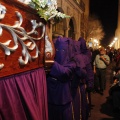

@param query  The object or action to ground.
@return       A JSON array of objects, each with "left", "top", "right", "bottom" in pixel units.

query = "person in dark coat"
[{"left": 46, "top": 36, "right": 76, "bottom": 120}]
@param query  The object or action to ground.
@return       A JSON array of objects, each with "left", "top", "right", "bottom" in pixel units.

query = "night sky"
[{"left": 89, "top": 0, "right": 118, "bottom": 47}]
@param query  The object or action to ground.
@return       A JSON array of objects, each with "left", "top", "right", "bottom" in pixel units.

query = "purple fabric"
[
  {"left": 70, "top": 40, "right": 87, "bottom": 120},
  {"left": 47, "top": 62, "right": 76, "bottom": 105},
  {"left": 78, "top": 37, "right": 94, "bottom": 88},
  {"left": 71, "top": 38, "right": 93, "bottom": 120},
  {"left": 47, "top": 37, "right": 76, "bottom": 120},
  {"left": 0, "top": 68, "right": 48, "bottom": 120},
  {"left": 73, "top": 40, "right": 87, "bottom": 79},
  {"left": 47, "top": 37, "right": 76, "bottom": 105},
  {"left": 54, "top": 37, "right": 73, "bottom": 65},
  {"left": 85, "top": 61, "right": 94, "bottom": 88},
  {"left": 48, "top": 102, "right": 73, "bottom": 120},
  {"left": 79, "top": 52, "right": 94, "bottom": 88},
  {"left": 85, "top": 49, "right": 92, "bottom": 62},
  {"left": 80, "top": 84, "right": 88, "bottom": 120},
  {"left": 78, "top": 37, "right": 92, "bottom": 61},
  {"left": 78, "top": 37, "right": 87, "bottom": 54},
  {"left": 71, "top": 83, "right": 80, "bottom": 120},
  {"left": 73, "top": 40, "right": 81, "bottom": 54}
]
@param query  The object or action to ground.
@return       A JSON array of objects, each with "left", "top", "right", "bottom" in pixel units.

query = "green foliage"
[{"left": 29, "top": 0, "right": 70, "bottom": 21}]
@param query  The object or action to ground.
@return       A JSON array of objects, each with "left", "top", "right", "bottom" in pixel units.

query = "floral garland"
[{"left": 29, "top": 0, "right": 70, "bottom": 21}]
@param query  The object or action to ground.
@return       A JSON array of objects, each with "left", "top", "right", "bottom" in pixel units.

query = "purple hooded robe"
[
  {"left": 78, "top": 37, "right": 94, "bottom": 120},
  {"left": 78, "top": 37, "right": 94, "bottom": 89},
  {"left": 47, "top": 37, "right": 76, "bottom": 120},
  {"left": 71, "top": 37, "right": 94, "bottom": 120},
  {"left": 71, "top": 40, "right": 88, "bottom": 120}
]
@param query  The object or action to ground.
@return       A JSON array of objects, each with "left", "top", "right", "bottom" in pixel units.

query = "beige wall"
[
  {"left": 115, "top": 0, "right": 120, "bottom": 49},
  {"left": 52, "top": 0, "right": 89, "bottom": 41}
]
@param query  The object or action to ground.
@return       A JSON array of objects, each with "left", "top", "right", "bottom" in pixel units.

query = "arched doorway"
[{"left": 68, "top": 19, "right": 75, "bottom": 39}]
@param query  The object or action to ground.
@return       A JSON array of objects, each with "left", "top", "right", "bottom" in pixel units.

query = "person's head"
[
  {"left": 99, "top": 47, "right": 106, "bottom": 55},
  {"left": 54, "top": 36, "right": 74, "bottom": 65}
]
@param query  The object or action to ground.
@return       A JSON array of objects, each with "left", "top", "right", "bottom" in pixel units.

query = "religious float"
[{"left": 0, "top": 0, "right": 69, "bottom": 120}]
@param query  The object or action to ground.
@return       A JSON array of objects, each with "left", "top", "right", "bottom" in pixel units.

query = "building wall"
[
  {"left": 52, "top": 0, "right": 89, "bottom": 41},
  {"left": 115, "top": 0, "right": 120, "bottom": 49}
]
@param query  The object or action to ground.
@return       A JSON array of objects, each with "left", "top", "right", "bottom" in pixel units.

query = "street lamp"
[{"left": 109, "top": 37, "right": 118, "bottom": 47}]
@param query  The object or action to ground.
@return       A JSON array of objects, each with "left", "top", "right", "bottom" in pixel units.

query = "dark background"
[{"left": 89, "top": 0, "right": 118, "bottom": 47}]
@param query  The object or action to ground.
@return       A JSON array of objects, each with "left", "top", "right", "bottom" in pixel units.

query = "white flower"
[{"left": 29, "top": 0, "right": 70, "bottom": 21}]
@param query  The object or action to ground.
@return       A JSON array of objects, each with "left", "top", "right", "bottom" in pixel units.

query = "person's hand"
[
  {"left": 114, "top": 79, "right": 118, "bottom": 83},
  {"left": 118, "top": 70, "right": 120, "bottom": 74},
  {"left": 45, "top": 60, "right": 54, "bottom": 64},
  {"left": 100, "top": 56, "right": 109, "bottom": 65},
  {"left": 93, "top": 69, "right": 96, "bottom": 74},
  {"left": 100, "top": 55, "right": 105, "bottom": 60},
  {"left": 45, "top": 60, "right": 54, "bottom": 68},
  {"left": 44, "top": 60, "right": 54, "bottom": 73}
]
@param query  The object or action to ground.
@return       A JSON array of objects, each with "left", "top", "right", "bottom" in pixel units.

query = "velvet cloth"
[{"left": 0, "top": 68, "right": 48, "bottom": 120}]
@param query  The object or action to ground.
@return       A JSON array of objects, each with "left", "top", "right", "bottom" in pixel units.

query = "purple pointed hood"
[
  {"left": 73, "top": 40, "right": 86, "bottom": 68},
  {"left": 54, "top": 36, "right": 74, "bottom": 65},
  {"left": 78, "top": 37, "right": 87, "bottom": 54}
]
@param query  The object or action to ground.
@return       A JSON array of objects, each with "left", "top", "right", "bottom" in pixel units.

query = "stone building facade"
[
  {"left": 51, "top": 0, "right": 89, "bottom": 41},
  {"left": 115, "top": 0, "right": 120, "bottom": 49}
]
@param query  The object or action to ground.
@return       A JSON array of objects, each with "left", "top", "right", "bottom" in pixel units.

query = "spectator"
[{"left": 93, "top": 47, "right": 110, "bottom": 95}]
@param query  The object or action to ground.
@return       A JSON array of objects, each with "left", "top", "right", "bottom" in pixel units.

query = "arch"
[{"left": 68, "top": 17, "right": 77, "bottom": 40}]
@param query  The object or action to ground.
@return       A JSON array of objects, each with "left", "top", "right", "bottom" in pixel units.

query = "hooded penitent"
[
  {"left": 47, "top": 36, "right": 76, "bottom": 105},
  {"left": 78, "top": 37, "right": 87, "bottom": 53},
  {"left": 54, "top": 37, "right": 73, "bottom": 65},
  {"left": 73, "top": 40, "right": 87, "bottom": 79},
  {"left": 78, "top": 37, "right": 92, "bottom": 61},
  {"left": 78, "top": 37, "right": 94, "bottom": 89}
]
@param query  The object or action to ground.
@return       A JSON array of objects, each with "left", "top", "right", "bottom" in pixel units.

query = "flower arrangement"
[{"left": 29, "top": 0, "right": 70, "bottom": 21}]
